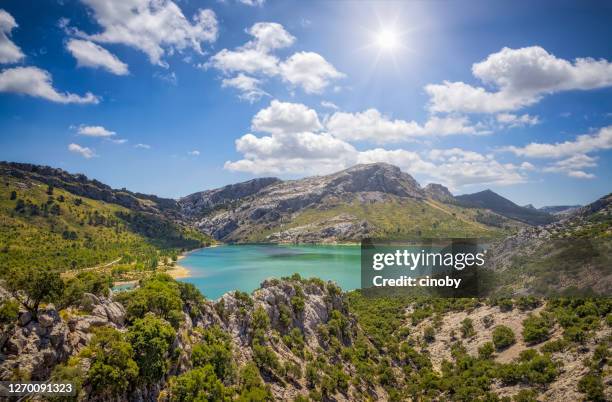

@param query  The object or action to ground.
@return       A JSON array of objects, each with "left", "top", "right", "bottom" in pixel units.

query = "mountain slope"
[
  {"left": 181, "top": 163, "right": 522, "bottom": 243},
  {"left": 539, "top": 204, "right": 581, "bottom": 215},
  {"left": 456, "top": 189, "right": 554, "bottom": 226},
  {"left": 0, "top": 164, "right": 211, "bottom": 274},
  {"left": 486, "top": 193, "right": 611, "bottom": 296}
]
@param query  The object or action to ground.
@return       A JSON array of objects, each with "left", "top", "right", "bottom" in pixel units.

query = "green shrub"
[
  {"left": 478, "top": 342, "right": 495, "bottom": 359},
  {"left": 492, "top": 325, "right": 516, "bottom": 350},
  {"left": 540, "top": 339, "right": 568, "bottom": 353},
  {"left": 124, "top": 274, "right": 183, "bottom": 327},
  {"left": 522, "top": 313, "right": 554, "bottom": 344},
  {"left": 0, "top": 300, "right": 19, "bottom": 324},
  {"left": 127, "top": 314, "right": 176, "bottom": 383},
  {"left": 85, "top": 327, "right": 138, "bottom": 397},
  {"left": 460, "top": 318, "right": 475, "bottom": 338},
  {"left": 577, "top": 373, "right": 605, "bottom": 401},
  {"left": 191, "top": 325, "right": 234, "bottom": 381},
  {"left": 168, "top": 365, "right": 226, "bottom": 402},
  {"left": 423, "top": 326, "right": 435, "bottom": 343}
]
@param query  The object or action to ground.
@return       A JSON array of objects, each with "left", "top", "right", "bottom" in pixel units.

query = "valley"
[{"left": 0, "top": 161, "right": 609, "bottom": 401}]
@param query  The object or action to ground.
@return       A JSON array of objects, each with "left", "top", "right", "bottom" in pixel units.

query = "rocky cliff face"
[
  {"left": 424, "top": 183, "right": 455, "bottom": 203},
  {"left": 179, "top": 177, "right": 281, "bottom": 217},
  {"left": 181, "top": 163, "right": 428, "bottom": 243}
]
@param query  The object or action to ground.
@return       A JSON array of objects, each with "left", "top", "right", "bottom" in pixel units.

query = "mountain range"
[{"left": 0, "top": 161, "right": 585, "bottom": 245}]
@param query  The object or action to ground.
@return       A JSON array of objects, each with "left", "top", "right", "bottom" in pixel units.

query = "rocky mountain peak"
[
  {"left": 326, "top": 163, "right": 424, "bottom": 198},
  {"left": 424, "top": 183, "right": 455, "bottom": 203}
]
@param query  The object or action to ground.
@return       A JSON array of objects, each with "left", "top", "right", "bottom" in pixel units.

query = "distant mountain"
[
  {"left": 539, "top": 205, "right": 581, "bottom": 215},
  {"left": 180, "top": 163, "right": 520, "bottom": 243},
  {"left": 456, "top": 189, "right": 554, "bottom": 226}
]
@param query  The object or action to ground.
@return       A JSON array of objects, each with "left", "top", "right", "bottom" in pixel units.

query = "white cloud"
[
  {"left": 496, "top": 113, "right": 539, "bottom": 127},
  {"left": 238, "top": 0, "right": 265, "bottom": 6},
  {"left": 221, "top": 73, "right": 268, "bottom": 102},
  {"left": 207, "top": 22, "right": 293, "bottom": 76},
  {"left": 188, "top": 150, "right": 200, "bottom": 156},
  {"left": 77, "top": 125, "right": 116, "bottom": 137},
  {"left": 252, "top": 100, "right": 322, "bottom": 134},
  {"left": 247, "top": 22, "right": 295, "bottom": 52},
  {"left": 567, "top": 171, "right": 595, "bottom": 179},
  {"left": 225, "top": 131, "right": 357, "bottom": 175},
  {"left": 225, "top": 101, "right": 526, "bottom": 187},
  {"left": 426, "top": 46, "right": 612, "bottom": 114},
  {"left": 0, "top": 9, "right": 24, "bottom": 64},
  {"left": 423, "top": 148, "right": 526, "bottom": 188},
  {"left": 68, "top": 143, "right": 96, "bottom": 158},
  {"left": 0, "top": 66, "right": 99, "bottom": 104},
  {"left": 208, "top": 48, "right": 280, "bottom": 76},
  {"left": 325, "top": 109, "right": 484, "bottom": 143},
  {"left": 78, "top": 0, "right": 217, "bottom": 66},
  {"left": 208, "top": 22, "right": 343, "bottom": 98},
  {"left": 320, "top": 101, "right": 338, "bottom": 110},
  {"left": 66, "top": 39, "right": 128, "bottom": 75},
  {"left": 109, "top": 138, "right": 127, "bottom": 144},
  {"left": 542, "top": 154, "right": 597, "bottom": 179},
  {"left": 279, "top": 52, "right": 344, "bottom": 94},
  {"left": 135, "top": 143, "right": 151, "bottom": 149},
  {"left": 504, "top": 125, "right": 612, "bottom": 158}
]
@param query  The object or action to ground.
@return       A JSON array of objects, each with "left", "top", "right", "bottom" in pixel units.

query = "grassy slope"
[
  {"left": 0, "top": 176, "right": 209, "bottom": 273},
  {"left": 244, "top": 196, "right": 519, "bottom": 242}
]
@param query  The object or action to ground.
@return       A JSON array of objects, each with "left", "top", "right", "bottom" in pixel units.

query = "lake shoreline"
[{"left": 167, "top": 254, "right": 192, "bottom": 279}]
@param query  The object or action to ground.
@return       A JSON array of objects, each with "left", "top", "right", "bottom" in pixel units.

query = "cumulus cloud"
[
  {"left": 0, "top": 9, "right": 24, "bottom": 64},
  {"left": 0, "top": 66, "right": 99, "bottom": 104},
  {"left": 426, "top": 46, "right": 612, "bottom": 113},
  {"left": 208, "top": 22, "right": 343, "bottom": 98},
  {"left": 496, "top": 113, "right": 539, "bottom": 128},
  {"left": 77, "top": 125, "right": 116, "bottom": 137},
  {"left": 504, "top": 125, "right": 612, "bottom": 158},
  {"left": 188, "top": 150, "right": 200, "bottom": 156},
  {"left": 325, "top": 109, "right": 484, "bottom": 143},
  {"left": 68, "top": 143, "right": 96, "bottom": 158},
  {"left": 279, "top": 52, "right": 345, "bottom": 94},
  {"left": 252, "top": 100, "right": 322, "bottom": 134},
  {"left": 134, "top": 143, "right": 151, "bottom": 149},
  {"left": 207, "top": 22, "right": 293, "bottom": 76},
  {"left": 247, "top": 22, "right": 295, "bottom": 52},
  {"left": 78, "top": 0, "right": 217, "bottom": 66},
  {"left": 542, "top": 154, "right": 597, "bottom": 179},
  {"left": 567, "top": 170, "right": 595, "bottom": 179},
  {"left": 224, "top": 100, "right": 527, "bottom": 187},
  {"left": 208, "top": 48, "right": 280, "bottom": 76},
  {"left": 221, "top": 73, "right": 268, "bottom": 103},
  {"left": 66, "top": 39, "right": 128, "bottom": 75}
]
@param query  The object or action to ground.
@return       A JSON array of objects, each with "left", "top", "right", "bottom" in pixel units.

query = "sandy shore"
[{"left": 166, "top": 254, "right": 192, "bottom": 279}]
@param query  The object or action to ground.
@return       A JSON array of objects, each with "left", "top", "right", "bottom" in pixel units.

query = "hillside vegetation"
[{"left": 0, "top": 174, "right": 211, "bottom": 274}]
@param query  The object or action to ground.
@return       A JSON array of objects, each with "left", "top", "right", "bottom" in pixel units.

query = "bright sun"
[{"left": 376, "top": 29, "right": 399, "bottom": 51}]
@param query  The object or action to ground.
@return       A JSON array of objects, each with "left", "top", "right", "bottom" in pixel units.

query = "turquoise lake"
[{"left": 178, "top": 244, "right": 361, "bottom": 299}]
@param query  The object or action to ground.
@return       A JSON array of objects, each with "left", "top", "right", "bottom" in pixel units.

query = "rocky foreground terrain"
[{"left": 1, "top": 276, "right": 610, "bottom": 401}]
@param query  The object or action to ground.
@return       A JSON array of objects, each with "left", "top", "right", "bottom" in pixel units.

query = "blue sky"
[{"left": 0, "top": 0, "right": 610, "bottom": 207}]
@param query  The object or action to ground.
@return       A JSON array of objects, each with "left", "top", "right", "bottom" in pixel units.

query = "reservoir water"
[{"left": 179, "top": 244, "right": 361, "bottom": 299}]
